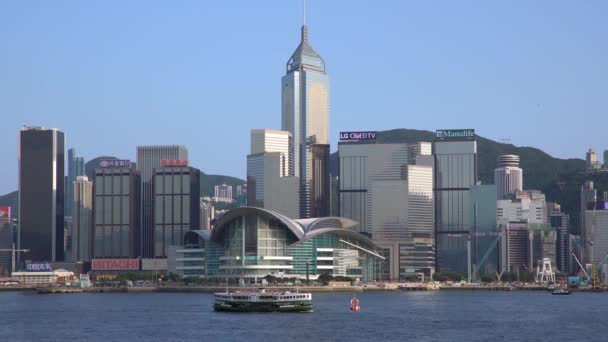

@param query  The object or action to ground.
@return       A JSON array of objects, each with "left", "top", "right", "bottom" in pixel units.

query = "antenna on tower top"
[{"left": 303, "top": 0, "right": 307, "bottom": 25}]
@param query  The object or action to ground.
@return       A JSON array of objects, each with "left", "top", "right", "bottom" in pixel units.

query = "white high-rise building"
[
  {"left": 282, "top": 24, "right": 330, "bottom": 218},
  {"left": 494, "top": 155, "right": 523, "bottom": 199},
  {"left": 199, "top": 199, "right": 215, "bottom": 230},
  {"left": 214, "top": 184, "right": 233, "bottom": 201},
  {"left": 497, "top": 192, "right": 547, "bottom": 226},
  {"left": 247, "top": 129, "right": 300, "bottom": 219},
  {"left": 250, "top": 129, "right": 293, "bottom": 175},
  {"left": 497, "top": 191, "right": 549, "bottom": 273},
  {"left": 586, "top": 148, "right": 601, "bottom": 171}
]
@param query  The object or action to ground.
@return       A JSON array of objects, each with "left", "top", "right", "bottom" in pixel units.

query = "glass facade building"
[
  {"left": 71, "top": 176, "right": 93, "bottom": 262},
  {"left": 170, "top": 207, "right": 383, "bottom": 281},
  {"left": 93, "top": 167, "right": 141, "bottom": 258},
  {"left": 66, "top": 148, "right": 85, "bottom": 217},
  {"left": 0, "top": 207, "right": 12, "bottom": 275},
  {"left": 136, "top": 145, "right": 188, "bottom": 257},
  {"left": 152, "top": 165, "right": 200, "bottom": 257},
  {"left": 433, "top": 136, "right": 477, "bottom": 274},
  {"left": 19, "top": 127, "right": 65, "bottom": 262},
  {"left": 469, "top": 185, "right": 499, "bottom": 275},
  {"left": 339, "top": 142, "right": 434, "bottom": 280},
  {"left": 282, "top": 25, "right": 330, "bottom": 218},
  {"left": 246, "top": 129, "right": 299, "bottom": 219}
]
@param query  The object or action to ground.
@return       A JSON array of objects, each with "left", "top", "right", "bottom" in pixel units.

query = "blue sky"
[{"left": 0, "top": 1, "right": 606, "bottom": 194}]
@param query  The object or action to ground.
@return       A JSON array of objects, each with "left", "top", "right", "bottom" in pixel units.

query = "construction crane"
[
  {"left": 571, "top": 250, "right": 591, "bottom": 285},
  {"left": 0, "top": 247, "right": 29, "bottom": 274}
]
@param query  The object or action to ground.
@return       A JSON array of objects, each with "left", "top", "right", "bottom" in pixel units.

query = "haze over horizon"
[{"left": 1, "top": 1, "right": 606, "bottom": 194}]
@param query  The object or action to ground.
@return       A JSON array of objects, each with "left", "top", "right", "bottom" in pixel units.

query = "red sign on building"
[
  {"left": 92, "top": 259, "right": 140, "bottom": 271},
  {"left": 0, "top": 206, "right": 9, "bottom": 218},
  {"left": 161, "top": 159, "right": 189, "bottom": 167}
]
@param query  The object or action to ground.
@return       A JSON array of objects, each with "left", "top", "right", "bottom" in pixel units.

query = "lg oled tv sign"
[
  {"left": 92, "top": 259, "right": 140, "bottom": 271},
  {"left": 339, "top": 131, "right": 377, "bottom": 142}
]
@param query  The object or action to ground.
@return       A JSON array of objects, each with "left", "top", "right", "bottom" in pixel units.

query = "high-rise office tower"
[
  {"left": 580, "top": 180, "right": 596, "bottom": 263},
  {"left": 93, "top": 160, "right": 141, "bottom": 258},
  {"left": 339, "top": 138, "right": 434, "bottom": 280},
  {"left": 282, "top": 24, "right": 330, "bottom": 218},
  {"left": 136, "top": 146, "right": 188, "bottom": 257},
  {"left": 71, "top": 176, "right": 93, "bottom": 262},
  {"left": 0, "top": 206, "right": 12, "bottom": 275},
  {"left": 469, "top": 185, "right": 498, "bottom": 276},
  {"left": 250, "top": 129, "right": 293, "bottom": 175},
  {"left": 19, "top": 127, "right": 65, "bottom": 262},
  {"left": 433, "top": 129, "right": 477, "bottom": 274},
  {"left": 200, "top": 199, "right": 215, "bottom": 230},
  {"left": 247, "top": 129, "right": 299, "bottom": 218},
  {"left": 583, "top": 208, "right": 608, "bottom": 266},
  {"left": 152, "top": 164, "right": 200, "bottom": 257},
  {"left": 66, "top": 148, "right": 85, "bottom": 217},
  {"left": 549, "top": 203, "right": 570, "bottom": 273},
  {"left": 586, "top": 148, "right": 600, "bottom": 171},
  {"left": 494, "top": 155, "right": 523, "bottom": 199}
]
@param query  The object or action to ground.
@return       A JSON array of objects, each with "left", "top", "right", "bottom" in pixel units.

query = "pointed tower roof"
[{"left": 286, "top": 25, "right": 326, "bottom": 74}]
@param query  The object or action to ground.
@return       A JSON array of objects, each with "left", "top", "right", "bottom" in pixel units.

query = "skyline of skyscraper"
[
  {"left": 137, "top": 145, "right": 188, "bottom": 258},
  {"left": 18, "top": 127, "right": 65, "bottom": 263},
  {"left": 247, "top": 129, "right": 299, "bottom": 218},
  {"left": 71, "top": 175, "right": 93, "bottom": 262},
  {"left": 282, "top": 24, "right": 330, "bottom": 218},
  {"left": 339, "top": 140, "right": 434, "bottom": 280},
  {"left": 93, "top": 164, "right": 141, "bottom": 259},
  {"left": 66, "top": 148, "right": 85, "bottom": 218},
  {"left": 0, "top": 206, "right": 12, "bottom": 275},
  {"left": 433, "top": 130, "right": 478, "bottom": 274},
  {"left": 152, "top": 165, "right": 201, "bottom": 257}
]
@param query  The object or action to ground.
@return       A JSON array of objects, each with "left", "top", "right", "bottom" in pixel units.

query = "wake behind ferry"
[{"left": 214, "top": 289, "right": 313, "bottom": 313}]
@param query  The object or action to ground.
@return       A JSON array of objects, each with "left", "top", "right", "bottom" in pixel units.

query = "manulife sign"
[{"left": 436, "top": 129, "right": 475, "bottom": 139}]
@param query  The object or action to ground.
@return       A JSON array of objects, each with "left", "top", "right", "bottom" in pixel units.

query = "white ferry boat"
[{"left": 214, "top": 289, "right": 313, "bottom": 313}]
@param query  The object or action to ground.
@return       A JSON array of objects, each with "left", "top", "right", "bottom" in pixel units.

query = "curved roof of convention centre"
[
  {"left": 190, "top": 207, "right": 378, "bottom": 250},
  {"left": 211, "top": 207, "right": 306, "bottom": 240}
]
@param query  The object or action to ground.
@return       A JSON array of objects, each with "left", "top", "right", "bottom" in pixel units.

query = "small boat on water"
[
  {"left": 552, "top": 288, "right": 572, "bottom": 295},
  {"left": 350, "top": 295, "right": 360, "bottom": 312},
  {"left": 214, "top": 289, "right": 313, "bottom": 313}
]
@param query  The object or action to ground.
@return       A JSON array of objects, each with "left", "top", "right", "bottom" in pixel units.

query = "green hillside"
[{"left": 200, "top": 173, "right": 245, "bottom": 197}]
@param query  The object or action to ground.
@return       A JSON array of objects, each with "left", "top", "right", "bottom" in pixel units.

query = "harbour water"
[{"left": 0, "top": 291, "right": 606, "bottom": 341}]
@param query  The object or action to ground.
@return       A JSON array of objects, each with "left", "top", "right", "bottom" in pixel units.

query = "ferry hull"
[{"left": 214, "top": 303, "right": 313, "bottom": 313}]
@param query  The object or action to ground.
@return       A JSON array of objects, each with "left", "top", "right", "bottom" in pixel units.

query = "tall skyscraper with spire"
[{"left": 281, "top": 23, "right": 330, "bottom": 218}]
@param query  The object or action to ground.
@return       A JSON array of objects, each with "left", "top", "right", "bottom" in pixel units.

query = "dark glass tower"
[
  {"left": 66, "top": 148, "right": 85, "bottom": 217},
  {"left": 433, "top": 131, "right": 478, "bottom": 274},
  {"left": 152, "top": 165, "right": 200, "bottom": 257},
  {"left": 136, "top": 146, "right": 188, "bottom": 258},
  {"left": 93, "top": 166, "right": 141, "bottom": 258},
  {"left": 19, "top": 127, "right": 65, "bottom": 262}
]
